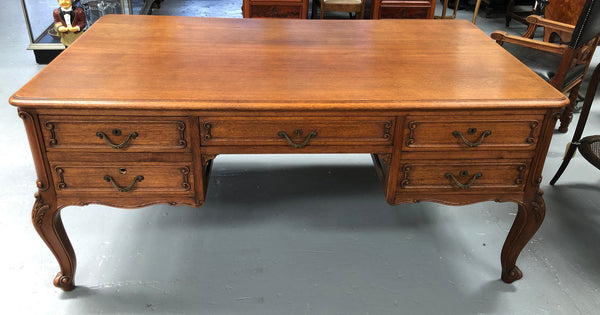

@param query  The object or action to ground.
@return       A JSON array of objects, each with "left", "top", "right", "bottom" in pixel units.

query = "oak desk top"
[{"left": 10, "top": 15, "right": 567, "bottom": 111}]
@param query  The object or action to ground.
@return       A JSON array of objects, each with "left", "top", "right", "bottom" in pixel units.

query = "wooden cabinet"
[
  {"left": 243, "top": 0, "right": 309, "bottom": 18},
  {"left": 371, "top": 0, "right": 436, "bottom": 19}
]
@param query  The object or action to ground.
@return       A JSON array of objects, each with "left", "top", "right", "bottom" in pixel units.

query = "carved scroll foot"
[
  {"left": 501, "top": 266, "right": 523, "bottom": 283},
  {"left": 32, "top": 192, "right": 77, "bottom": 291},
  {"left": 500, "top": 190, "right": 545, "bottom": 283},
  {"left": 53, "top": 272, "right": 75, "bottom": 291}
]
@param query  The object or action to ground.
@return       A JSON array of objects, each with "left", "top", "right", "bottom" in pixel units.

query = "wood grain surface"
[{"left": 10, "top": 15, "right": 567, "bottom": 110}]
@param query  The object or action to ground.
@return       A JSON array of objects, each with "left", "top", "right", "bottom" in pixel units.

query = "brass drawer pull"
[
  {"left": 452, "top": 130, "right": 492, "bottom": 147},
  {"left": 278, "top": 130, "right": 318, "bottom": 148},
  {"left": 445, "top": 172, "right": 482, "bottom": 189},
  {"left": 104, "top": 175, "right": 144, "bottom": 192},
  {"left": 96, "top": 131, "right": 139, "bottom": 149}
]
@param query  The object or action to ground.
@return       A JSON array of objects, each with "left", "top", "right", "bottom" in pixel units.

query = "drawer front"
[
  {"left": 200, "top": 117, "right": 394, "bottom": 146},
  {"left": 403, "top": 116, "right": 543, "bottom": 151},
  {"left": 40, "top": 116, "right": 190, "bottom": 152},
  {"left": 397, "top": 160, "right": 529, "bottom": 191},
  {"left": 50, "top": 163, "right": 194, "bottom": 194},
  {"left": 249, "top": 4, "right": 302, "bottom": 18},
  {"left": 379, "top": 6, "right": 431, "bottom": 19}
]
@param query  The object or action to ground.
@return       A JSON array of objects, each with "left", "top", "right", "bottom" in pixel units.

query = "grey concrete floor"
[{"left": 2, "top": 1, "right": 600, "bottom": 314}]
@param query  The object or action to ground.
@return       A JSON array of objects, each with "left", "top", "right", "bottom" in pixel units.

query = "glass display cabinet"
[{"left": 20, "top": 0, "right": 143, "bottom": 63}]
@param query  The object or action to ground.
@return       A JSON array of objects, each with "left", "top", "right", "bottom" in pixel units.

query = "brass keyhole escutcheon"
[
  {"left": 112, "top": 129, "right": 122, "bottom": 136},
  {"left": 459, "top": 170, "right": 469, "bottom": 177},
  {"left": 467, "top": 128, "right": 477, "bottom": 135},
  {"left": 119, "top": 168, "right": 127, "bottom": 175}
]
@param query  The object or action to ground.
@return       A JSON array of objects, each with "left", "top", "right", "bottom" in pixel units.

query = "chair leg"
[
  {"left": 551, "top": 64, "right": 600, "bottom": 184},
  {"left": 472, "top": 0, "right": 482, "bottom": 24},
  {"left": 558, "top": 84, "right": 582, "bottom": 133},
  {"left": 506, "top": 0, "right": 514, "bottom": 27},
  {"left": 549, "top": 142, "right": 579, "bottom": 185}
]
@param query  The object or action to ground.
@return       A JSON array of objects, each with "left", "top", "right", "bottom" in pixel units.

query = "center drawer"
[{"left": 199, "top": 117, "right": 394, "bottom": 147}]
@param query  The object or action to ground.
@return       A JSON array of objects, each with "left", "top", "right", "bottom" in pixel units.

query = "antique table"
[{"left": 9, "top": 15, "right": 568, "bottom": 291}]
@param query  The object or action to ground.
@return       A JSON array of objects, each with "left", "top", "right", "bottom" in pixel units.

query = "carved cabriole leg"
[
  {"left": 500, "top": 108, "right": 560, "bottom": 282},
  {"left": 32, "top": 192, "right": 76, "bottom": 291},
  {"left": 500, "top": 190, "right": 545, "bottom": 283},
  {"left": 19, "top": 109, "right": 76, "bottom": 291}
]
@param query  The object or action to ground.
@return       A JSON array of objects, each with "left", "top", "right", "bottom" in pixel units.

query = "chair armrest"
[
  {"left": 522, "top": 15, "right": 575, "bottom": 40},
  {"left": 526, "top": 15, "right": 576, "bottom": 34},
  {"left": 491, "top": 31, "right": 568, "bottom": 55}
]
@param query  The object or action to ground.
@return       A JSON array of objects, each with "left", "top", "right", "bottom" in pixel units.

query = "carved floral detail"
[
  {"left": 32, "top": 192, "right": 50, "bottom": 228},
  {"left": 529, "top": 190, "right": 545, "bottom": 223},
  {"left": 572, "top": 38, "right": 597, "bottom": 67}
]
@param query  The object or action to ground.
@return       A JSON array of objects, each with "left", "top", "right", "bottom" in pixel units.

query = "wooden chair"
[
  {"left": 491, "top": 0, "right": 600, "bottom": 133},
  {"left": 541, "top": 0, "right": 586, "bottom": 43},
  {"left": 435, "top": 0, "right": 483, "bottom": 24},
  {"left": 505, "top": 0, "right": 545, "bottom": 27},
  {"left": 550, "top": 63, "right": 600, "bottom": 185},
  {"left": 311, "top": 0, "right": 365, "bottom": 19}
]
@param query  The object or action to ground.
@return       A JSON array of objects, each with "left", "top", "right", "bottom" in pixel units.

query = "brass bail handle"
[
  {"left": 96, "top": 129, "right": 139, "bottom": 149},
  {"left": 445, "top": 172, "right": 483, "bottom": 189},
  {"left": 452, "top": 129, "right": 492, "bottom": 147},
  {"left": 278, "top": 129, "right": 318, "bottom": 148},
  {"left": 104, "top": 175, "right": 144, "bottom": 192}
]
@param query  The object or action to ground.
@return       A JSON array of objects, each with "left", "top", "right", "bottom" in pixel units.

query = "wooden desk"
[{"left": 10, "top": 15, "right": 568, "bottom": 291}]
